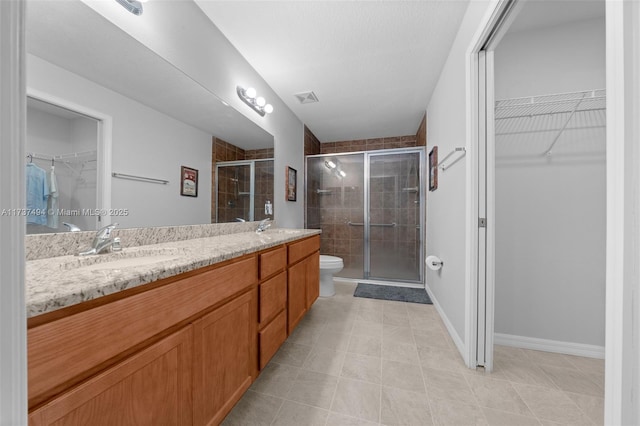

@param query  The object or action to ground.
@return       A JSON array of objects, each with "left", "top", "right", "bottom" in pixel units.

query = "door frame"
[{"left": 464, "top": 0, "right": 516, "bottom": 372}]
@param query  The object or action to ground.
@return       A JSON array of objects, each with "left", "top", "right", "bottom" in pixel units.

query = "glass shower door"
[
  {"left": 366, "top": 151, "right": 422, "bottom": 281},
  {"left": 216, "top": 162, "right": 253, "bottom": 222}
]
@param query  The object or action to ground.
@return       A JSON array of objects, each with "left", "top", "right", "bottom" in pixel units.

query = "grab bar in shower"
[{"left": 347, "top": 221, "right": 397, "bottom": 227}]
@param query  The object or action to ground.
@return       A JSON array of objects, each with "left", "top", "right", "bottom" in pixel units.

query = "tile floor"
[{"left": 223, "top": 281, "right": 604, "bottom": 426}]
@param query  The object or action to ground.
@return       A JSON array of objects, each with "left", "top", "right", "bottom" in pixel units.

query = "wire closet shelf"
[{"left": 495, "top": 89, "right": 606, "bottom": 157}]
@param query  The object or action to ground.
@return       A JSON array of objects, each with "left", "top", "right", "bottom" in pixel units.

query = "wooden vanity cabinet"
[
  {"left": 28, "top": 234, "right": 320, "bottom": 426},
  {"left": 28, "top": 254, "right": 258, "bottom": 426},
  {"left": 29, "top": 326, "right": 193, "bottom": 426},
  {"left": 287, "top": 236, "right": 320, "bottom": 334}
]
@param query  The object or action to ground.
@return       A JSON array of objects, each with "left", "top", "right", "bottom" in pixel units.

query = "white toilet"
[{"left": 319, "top": 255, "right": 344, "bottom": 297}]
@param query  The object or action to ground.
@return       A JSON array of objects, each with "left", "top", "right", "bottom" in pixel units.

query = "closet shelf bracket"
[{"left": 544, "top": 94, "right": 586, "bottom": 156}]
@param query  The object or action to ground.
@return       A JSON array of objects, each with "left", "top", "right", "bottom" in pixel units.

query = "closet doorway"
[
  {"left": 473, "top": 0, "right": 606, "bottom": 383},
  {"left": 26, "top": 91, "right": 112, "bottom": 234}
]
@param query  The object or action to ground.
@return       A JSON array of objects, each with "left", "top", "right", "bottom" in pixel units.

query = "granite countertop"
[{"left": 26, "top": 228, "right": 320, "bottom": 318}]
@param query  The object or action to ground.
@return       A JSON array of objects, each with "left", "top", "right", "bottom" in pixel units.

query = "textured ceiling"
[{"left": 195, "top": 1, "right": 470, "bottom": 142}]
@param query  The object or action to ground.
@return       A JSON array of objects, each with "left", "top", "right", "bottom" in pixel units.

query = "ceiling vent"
[{"left": 294, "top": 91, "right": 319, "bottom": 104}]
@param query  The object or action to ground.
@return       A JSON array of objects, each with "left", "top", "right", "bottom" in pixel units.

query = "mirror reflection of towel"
[
  {"left": 47, "top": 167, "right": 59, "bottom": 229},
  {"left": 26, "top": 163, "right": 48, "bottom": 225}
]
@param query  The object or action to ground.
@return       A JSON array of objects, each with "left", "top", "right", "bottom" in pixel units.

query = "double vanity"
[{"left": 26, "top": 225, "right": 320, "bottom": 425}]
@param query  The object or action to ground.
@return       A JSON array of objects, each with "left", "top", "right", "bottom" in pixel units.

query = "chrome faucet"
[
  {"left": 77, "top": 223, "right": 122, "bottom": 256},
  {"left": 63, "top": 222, "right": 82, "bottom": 232},
  {"left": 255, "top": 218, "right": 272, "bottom": 233}
]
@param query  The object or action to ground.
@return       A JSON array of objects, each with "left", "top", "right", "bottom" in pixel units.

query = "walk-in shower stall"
[
  {"left": 306, "top": 148, "right": 425, "bottom": 285},
  {"left": 215, "top": 159, "right": 274, "bottom": 223}
]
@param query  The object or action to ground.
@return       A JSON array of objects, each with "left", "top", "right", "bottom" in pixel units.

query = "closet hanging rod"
[
  {"left": 26, "top": 150, "right": 97, "bottom": 164},
  {"left": 437, "top": 147, "right": 466, "bottom": 171},
  {"left": 496, "top": 124, "right": 606, "bottom": 137},
  {"left": 495, "top": 107, "right": 606, "bottom": 121},
  {"left": 112, "top": 172, "right": 169, "bottom": 185}
]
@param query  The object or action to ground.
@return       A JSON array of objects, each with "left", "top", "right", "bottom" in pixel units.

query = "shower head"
[{"left": 115, "top": 0, "right": 144, "bottom": 16}]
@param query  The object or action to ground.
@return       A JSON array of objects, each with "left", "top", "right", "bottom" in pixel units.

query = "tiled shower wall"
[
  {"left": 304, "top": 116, "right": 425, "bottom": 280},
  {"left": 212, "top": 137, "right": 274, "bottom": 223}
]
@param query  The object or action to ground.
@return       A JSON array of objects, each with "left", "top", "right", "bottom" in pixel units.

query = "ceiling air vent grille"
[{"left": 294, "top": 91, "right": 319, "bottom": 104}]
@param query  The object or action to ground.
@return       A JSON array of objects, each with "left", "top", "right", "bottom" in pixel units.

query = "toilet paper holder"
[{"left": 426, "top": 255, "right": 444, "bottom": 271}]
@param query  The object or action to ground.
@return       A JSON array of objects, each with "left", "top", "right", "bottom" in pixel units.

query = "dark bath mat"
[{"left": 354, "top": 283, "right": 432, "bottom": 305}]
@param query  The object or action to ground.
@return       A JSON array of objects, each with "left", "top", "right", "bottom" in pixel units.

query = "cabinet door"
[
  {"left": 305, "top": 251, "right": 320, "bottom": 309},
  {"left": 29, "top": 326, "right": 193, "bottom": 426},
  {"left": 193, "top": 290, "right": 257, "bottom": 426},
  {"left": 287, "top": 259, "right": 308, "bottom": 334}
]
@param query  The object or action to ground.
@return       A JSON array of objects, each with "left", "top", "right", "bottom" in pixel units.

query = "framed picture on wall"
[
  {"left": 180, "top": 166, "right": 198, "bottom": 197},
  {"left": 286, "top": 166, "right": 297, "bottom": 201},
  {"left": 429, "top": 147, "right": 438, "bottom": 191}
]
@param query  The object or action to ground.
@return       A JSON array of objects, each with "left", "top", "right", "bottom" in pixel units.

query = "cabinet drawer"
[
  {"left": 259, "top": 246, "right": 286, "bottom": 280},
  {"left": 259, "top": 310, "right": 287, "bottom": 370},
  {"left": 259, "top": 271, "right": 287, "bottom": 325},
  {"left": 287, "top": 235, "right": 320, "bottom": 265},
  {"left": 28, "top": 255, "right": 258, "bottom": 408}
]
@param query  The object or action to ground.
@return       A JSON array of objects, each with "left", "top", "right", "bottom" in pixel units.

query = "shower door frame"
[{"left": 305, "top": 147, "right": 426, "bottom": 286}]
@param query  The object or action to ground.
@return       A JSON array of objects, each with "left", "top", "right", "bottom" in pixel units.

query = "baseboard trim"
[
  {"left": 494, "top": 333, "right": 605, "bottom": 359},
  {"left": 424, "top": 284, "right": 466, "bottom": 358}
]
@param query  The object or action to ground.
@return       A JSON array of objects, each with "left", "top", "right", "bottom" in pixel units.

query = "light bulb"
[
  {"left": 339, "top": 170, "right": 346, "bottom": 177},
  {"left": 256, "top": 97, "right": 266, "bottom": 107},
  {"left": 244, "top": 87, "right": 257, "bottom": 99},
  {"left": 264, "top": 104, "right": 274, "bottom": 114},
  {"left": 325, "top": 160, "right": 336, "bottom": 169}
]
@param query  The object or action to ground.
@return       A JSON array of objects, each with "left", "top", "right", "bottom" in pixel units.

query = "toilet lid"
[{"left": 320, "top": 255, "right": 343, "bottom": 267}]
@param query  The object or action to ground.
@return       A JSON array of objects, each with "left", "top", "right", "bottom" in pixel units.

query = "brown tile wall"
[
  {"left": 319, "top": 135, "right": 418, "bottom": 154},
  {"left": 304, "top": 125, "right": 322, "bottom": 156},
  {"left": 253, "top": 160, "right": 274, "bottom": 221},
  {"left": 416, "top": 113, "right": 427, "bottom": 147}
]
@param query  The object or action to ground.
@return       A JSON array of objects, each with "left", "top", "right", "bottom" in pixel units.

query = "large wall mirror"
[{"left": 25, "top": 0, "right": 274, "bottom": 234}]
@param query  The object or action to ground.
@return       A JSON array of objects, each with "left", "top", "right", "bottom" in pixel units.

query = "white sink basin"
[
  {"left": 263, "top": 229, "right": 302, "bottom": 235},
  {"left": 80, "top": 254, "right": 181, "bottom": 272},
  {"left": 59, "top": 247, "right": 184, "bottom": 271}
]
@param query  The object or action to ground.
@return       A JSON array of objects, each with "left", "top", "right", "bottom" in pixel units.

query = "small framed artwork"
[
  {"left": 180, "top": 166, "right": 198, "bottom": 197},
  {"left": 428, "top": 147, "right": 438, "bottom": 192},
  {"left": 286, "top": 166, "right": 297, "bottom": 201}
]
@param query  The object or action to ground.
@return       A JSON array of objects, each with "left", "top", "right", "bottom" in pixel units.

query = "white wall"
[
  {"left": 493, "top": 19, "right": 606, "bottom": 348},
  {"left": 425, "top": 1, "right": 495, "bottom": 352},
  {"left": 84, "top": 0, "right": 305, "bottom": 228},
  {"left": 494, "top": 19, "right": 605, "bottom": 99},
  {"left": 28, "top": 54, "right": 213, "bottom": 229}
]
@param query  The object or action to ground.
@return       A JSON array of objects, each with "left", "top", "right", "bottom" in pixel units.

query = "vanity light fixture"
[
  {"left": 237, "top": 86, "right": 274, "bottom": 117},
  {"left": 115, "top": 0, "right": 145, "bottom": 15}
]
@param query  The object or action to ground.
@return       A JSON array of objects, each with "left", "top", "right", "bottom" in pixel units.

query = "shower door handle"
[{"left": 347, "top": 221, "right": 396, "bottom": 227}]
